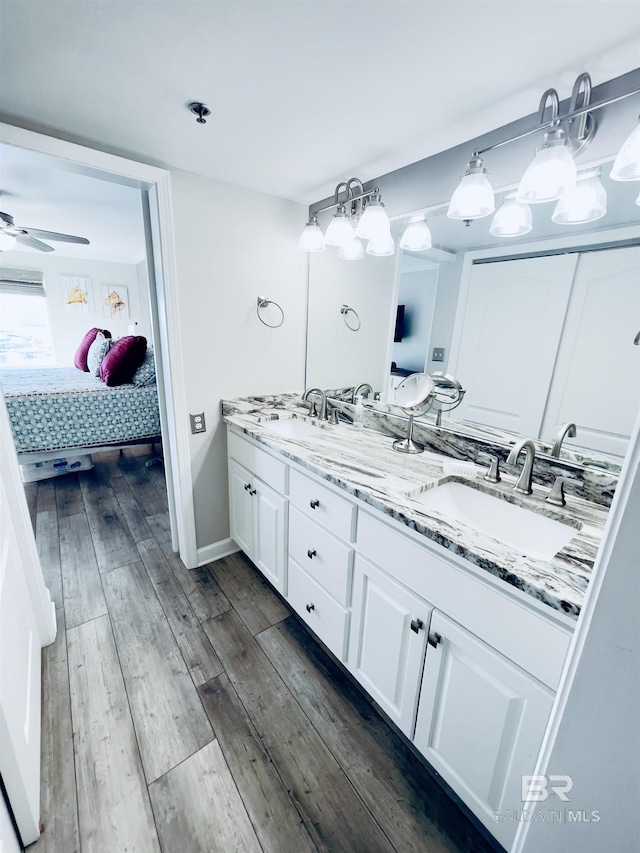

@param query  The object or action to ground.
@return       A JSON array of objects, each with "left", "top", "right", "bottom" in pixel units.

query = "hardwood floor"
[{"left": 26, "top": 446, "right": 500, "bottom": 853}]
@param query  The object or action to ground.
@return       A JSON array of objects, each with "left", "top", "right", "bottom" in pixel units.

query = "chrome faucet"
[
  {"left": 551, "top": 422, "right": 577, "bottom": 457},
  {"left": 354, "top": 383, "right": 373, "bottom": 400},
  {"left": 302, "top": 387, "right": 328, "bottom": 421},
  {"left": 506, "top": 438, "right": 537, "bottom": 495}
]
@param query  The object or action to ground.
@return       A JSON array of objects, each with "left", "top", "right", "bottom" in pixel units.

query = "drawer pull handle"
[
  {"left": 249, "top": 488, "right": 257, "bottom": 496},
  {"left": 310, "top": 499, "right": 320, "bottom": 509},
  {"left": 244, "top": 483, "right": 251, "bottom": 491},
  {"left": 307, "top": 549, "right": 317, "bottom": 559},
  {"left": 411, "top": 618, "right": 424, "bottom": 634},
  {"left": 428, "top": 631, "right": 442, "bottom": 648},
  {"left": 306, "top": 603, "right": 315, "bottom": 613}
]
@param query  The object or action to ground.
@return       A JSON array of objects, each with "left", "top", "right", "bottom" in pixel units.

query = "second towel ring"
[
  {"left": 257, "top": 296, "right": 285, "bottom": 328},
  {"left": 340, "top": 304, "right": 361, "bottom": 332}
]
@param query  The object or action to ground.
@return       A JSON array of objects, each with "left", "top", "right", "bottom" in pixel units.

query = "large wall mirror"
[{"left": 305, "top": 77, "right": 640, "bottom": 470}]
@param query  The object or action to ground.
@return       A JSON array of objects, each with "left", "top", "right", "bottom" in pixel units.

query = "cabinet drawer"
[
  {"left": 289, "top": 507, "right": 353, "bottom": 606},
  {"left": 289, "top": 468, "right": 356, "bottom": 542},
  {"left": 357, "top": 510, "right": 572, "bottom": 690},
  {"left": 288, "top": 558, "right": 350, "bottom": 661},
  {"left": 228, "top": 430, "right": 287, "bottom": 494}
]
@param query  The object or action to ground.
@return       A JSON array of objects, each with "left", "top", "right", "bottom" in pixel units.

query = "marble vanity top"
[{"left": 223, "top": 394, "right": 608, "bottom": 619}]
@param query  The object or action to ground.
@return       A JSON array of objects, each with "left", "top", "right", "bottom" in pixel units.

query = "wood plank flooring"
[{"left": 27, "top": 445, "right": 501, "bottom": 853}]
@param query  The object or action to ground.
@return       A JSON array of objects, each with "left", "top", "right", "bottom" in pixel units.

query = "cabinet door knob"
[
  {"left": 306, "top": 603, "right": 315, "bottom": 613},
  {"left": 428, "top": 631, "right": 442, "bottom": 648},
  {"left": 307, "top": 548, "right": 317, "bottom": 559},
  {"left": 310, "top": 499, "right": 320, "bottom": 509},
  {"left": 244, "top": 483, "right": 251, "bottom": 491},
  {"left": 411, "top": 618, "right": 424, "bottom": 634},
  {"left": 249, "top": 488, "right": 257, "bottom": 496}
]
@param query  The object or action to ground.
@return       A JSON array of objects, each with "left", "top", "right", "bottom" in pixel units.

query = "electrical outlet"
[
  {"left": 190, "top": 412, "right": 206, "bottom": 434},
  {"left": 432, "top": 347, "right": 445, "bottom": 362}
]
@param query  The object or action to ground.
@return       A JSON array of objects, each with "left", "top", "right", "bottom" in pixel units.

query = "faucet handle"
[
  {"left": 328, "top": 406, "right": 339, "bottom": 425},
  {"left": 481, "top": 454, "right": 501, "bottom": 484},
  {"left": 546, "top": 476, "right": 566, "bottom": 507}
]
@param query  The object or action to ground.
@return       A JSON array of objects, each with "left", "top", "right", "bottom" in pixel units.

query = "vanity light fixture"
[
  {"left": 448, "top": 73, "right": 640, "bottom": 223},
  {"left": 298, "top": 213, "right": 326, "bottom": 252},
  {"left": 516, "top": 126, "right": 577, "bottom": 203},
  {"left": 299, "top": 178, "right": 392, "bottom": 260},
  {"left": 552, "top": 169, "right": 607, "bottom": 225},
  {"left": 325, "top": 204, "right": 355, "bottom": 247},
  {"left": 447, "top": 156, "right": 495, "bottom": 220},
  {"left": 610, "top": 118, "right": 640, "bottom": 181},
  {"left": 399, "top": 218, "right": 433, "bottom": 251},
  {"left": 489, "top": 195, "right": 532, "bottom": 237},
  {"left": 355, "top": 193, "right": 391, "bottom": 241},
  {"left": 338, "top": 235, "right": 364, "bottom": 260},
  {"left": 366, "top": 231, "right": 395, "bottom": 256}
]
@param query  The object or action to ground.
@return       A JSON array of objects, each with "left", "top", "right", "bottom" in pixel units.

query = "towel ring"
[
  {"left": 340, "top": 304, "right": 361, "bottom": 332},
  {"left": 257, "top": 297, "right": 285, "bottom": 328}
]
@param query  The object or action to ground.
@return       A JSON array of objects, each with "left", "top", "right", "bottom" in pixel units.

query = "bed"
[{"left": 0, "top": 366, "right": 161, "bottom": 463}]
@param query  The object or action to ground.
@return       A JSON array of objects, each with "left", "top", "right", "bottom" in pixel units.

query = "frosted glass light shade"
[
  {"left": 489, "top": 198, "right": 532, "bottom": 237},
  {"left": 337, "top": 236, "right": 364, "bottom": 260},
  {"left": 400, "top": 220, "right": 432, "bottom": 251},
  {"left": 610, "top": 122, "right": 640, "bottom": 181},
  {"left": 366, "top": 232, "right": 395, "bottom": 256},
  {"left": 325, "top": 207, "right": 355, "bottom": 247},
  {"left": 0, "top": 232, "right": 17, "bottom": 251},
  {"left": 298, "top": 216, "right": 325, "bottom": 252},
  {"left": 355, "top": 199, "right": 390, "bottom": 241},
  {"left": 447, "top": 172, "right": 495, "bottom": 220},
  {"left": 516, "top": 142, "right": 577, "bottom": 203},
  {"left": 552, "top": 175, "right": 607, "bottom": 225}
]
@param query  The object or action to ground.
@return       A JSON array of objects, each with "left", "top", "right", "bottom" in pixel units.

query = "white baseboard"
[{"left": 196, "top": 538, "right": 239, "bottom": 567}]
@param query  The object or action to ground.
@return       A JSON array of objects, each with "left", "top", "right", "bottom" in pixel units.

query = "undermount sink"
[
  {"left": 259, "top": 415, "right": 326, "bottom": 439},
  {"left": 412, "top": 481, "right": 579, "bottom": 560}
]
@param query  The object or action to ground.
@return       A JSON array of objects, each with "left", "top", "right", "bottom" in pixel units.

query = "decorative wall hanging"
[
  {"left": 62, "top": 275, "right": 92, "bottom": 312},
  {"left": 101, "top": 285, "right": 129, "bottom": 320}
]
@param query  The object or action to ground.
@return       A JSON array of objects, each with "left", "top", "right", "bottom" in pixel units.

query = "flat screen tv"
[{"left": 394, "top": 304, "right": 406, "bottom": 342}]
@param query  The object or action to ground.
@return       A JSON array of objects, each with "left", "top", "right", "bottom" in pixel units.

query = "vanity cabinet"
[
  {"left": 228, "top": 453, "right": 287, "bottom": 595},
  {"left": 414, "top": 611, "right": 554, "bottom": 849},
  {"left": 286, "top": 469, "right": 355, "bottom": 661},
  {"left": 348, "top": 555, "right": 431, "bottom": 736},
  {"left": 226, "top": 425, "right": 573, "bottom": 850}
]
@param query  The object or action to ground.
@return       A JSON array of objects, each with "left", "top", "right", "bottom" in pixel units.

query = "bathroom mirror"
[{"left": 306, "top": 156, "right": 640, "bottom": 472}]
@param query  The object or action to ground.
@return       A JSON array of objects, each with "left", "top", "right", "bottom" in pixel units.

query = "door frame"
[{"left": 0, "top": 122, "right": 198, "bottom": 567}]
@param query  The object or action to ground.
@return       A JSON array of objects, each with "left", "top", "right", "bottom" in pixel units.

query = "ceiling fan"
[{"left": 0, "top": 210, "right": 90, "bottom": 252}]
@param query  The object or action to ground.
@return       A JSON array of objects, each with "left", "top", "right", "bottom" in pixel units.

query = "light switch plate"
[
  {"left": 190, "top": 412, "right": 206, "bottom": 434},
  {"left": 432, "top": 347, "right": 445, "bottom": 362}
]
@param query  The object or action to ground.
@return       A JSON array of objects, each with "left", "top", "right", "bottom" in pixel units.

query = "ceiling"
[{"left": 0, "top": 2, "right": 638, "bottom": 262}]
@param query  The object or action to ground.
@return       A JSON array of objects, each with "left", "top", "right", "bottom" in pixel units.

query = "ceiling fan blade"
[
  {"left": 19, "top": 227, "right": 90, "bottom": 245},
  {"left": 14, "top": 233, "right": 55, "bottom": 252}
]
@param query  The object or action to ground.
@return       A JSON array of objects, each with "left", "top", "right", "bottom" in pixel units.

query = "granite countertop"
[{"left": 223, "top": 394, "right": 608, "bottom": 619}]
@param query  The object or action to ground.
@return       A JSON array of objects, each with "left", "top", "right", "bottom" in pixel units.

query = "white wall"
[
  {"left": 0, "top": 252, "right": 151, "bottom": 365},
  {"left": 169, "top": 169, "right": 307, "bottom": 552},
  {"left": 306, "top": 248, "right": 397, "bottom": 393},
  {"left": 424, "top": 253, "right": 463, "bottom": 375}
]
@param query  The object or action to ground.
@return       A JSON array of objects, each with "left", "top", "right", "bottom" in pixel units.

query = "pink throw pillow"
[
  {"left": 74, "top": 328, "right": 112, "bottom": 371},
  {"left": 99, "top": 336, "right": 147, "bottom": 386}
]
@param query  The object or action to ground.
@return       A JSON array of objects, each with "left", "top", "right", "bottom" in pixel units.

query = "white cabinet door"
[
  {"left": 254, "top": 479, "right": 287, "bottom": 595},
  {"left": 540, "top": 245, "right": 640, "bottom": 457},
  {"left": 228, "top": 458, "right": 255, "bottom": 558},
  {"left": 348, "top": 555, "right": 431, "bottom": 737},
  {"left": 451, "top": 254, "right": 577, "bottom": 437},
  {"left": 414, "top": 611, "right": 554, "bottom": 850}
]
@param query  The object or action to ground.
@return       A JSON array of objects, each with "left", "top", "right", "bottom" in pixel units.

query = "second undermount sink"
[
  {"left": 259, "top": 414, "right": 326, "bottom": 439},
  {"left": 412, "top": 481, "right": 579, "bottom": 560}
]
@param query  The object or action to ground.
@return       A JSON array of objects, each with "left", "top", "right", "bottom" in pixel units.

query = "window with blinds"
[{"left": 0, "top": 268, "right": 54, "bottom": 368}]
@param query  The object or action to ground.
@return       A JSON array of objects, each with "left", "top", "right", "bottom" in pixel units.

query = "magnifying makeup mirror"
[{"left": 393, "top": 373, "right": 436, "bottom": 454}]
